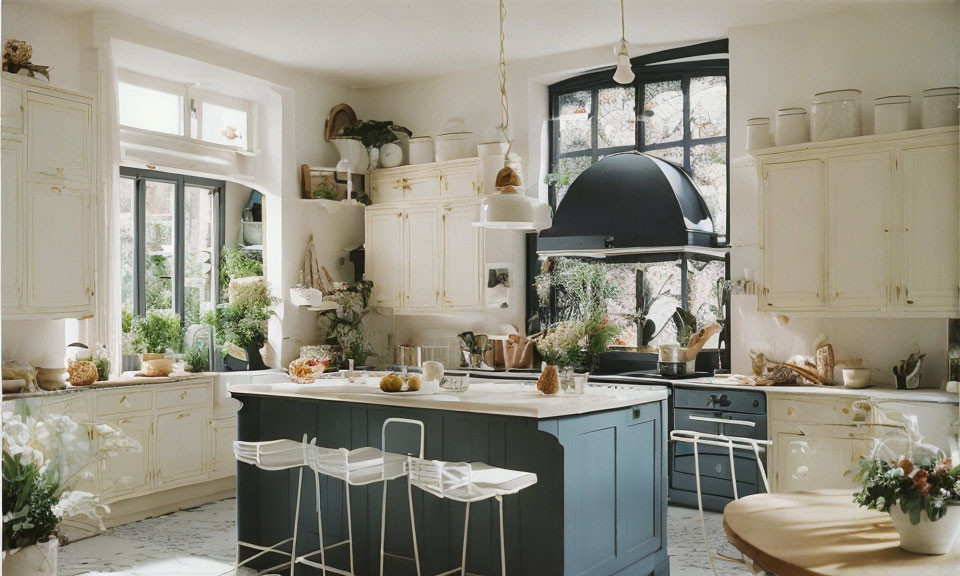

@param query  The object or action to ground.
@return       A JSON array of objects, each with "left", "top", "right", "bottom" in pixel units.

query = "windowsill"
[{"left": 120, "top": 126, "right": 258, "bottom": 156}]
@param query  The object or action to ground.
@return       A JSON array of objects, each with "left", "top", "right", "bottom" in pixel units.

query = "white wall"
[{"left": 728, "top": 1, "right": 960, "bottom": 388}]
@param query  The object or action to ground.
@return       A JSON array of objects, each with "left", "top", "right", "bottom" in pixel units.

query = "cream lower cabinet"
[
  {"left": 209, "top": 416, "right": 238, "bottom": 479},
  {"left": 757, "top": 128, "right": 959, "bottom": 315},
  {"left": 365, "top": 199, "right": 484, "bottom": 313},
  {"left": 99, "top": 414, "right": 153, "bottom": 499},
  {"left": 155, "top": 407, "right": 207, "bottom": 488}
]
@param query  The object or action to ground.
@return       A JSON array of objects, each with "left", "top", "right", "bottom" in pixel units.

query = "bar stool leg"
[
  {"left": 379, "top": 480, "right": 388, "bottom": 576},
  {"left": 289, "top": 467, "right": 304, "bottom": 576},
  {"left": 407, "top": 478, "right": 422, "bottom": 576},
  {"left": 496, "top": 495, "right": 506, "bottom": 576},
  {"left": 314, "top": 471, "right": 328, "bottom": 576},
  {"left": 345, "top": 481, "right": 355, "bottom": 575},
  {"left": 460, "top": 502, "right": 470, "bottom": 576}
]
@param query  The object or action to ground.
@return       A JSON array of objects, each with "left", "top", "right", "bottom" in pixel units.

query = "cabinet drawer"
[
  {"left": 440, "top": 165, "right": 479, "bottom": 198},
  {"left": 769, "top": 397, "right": 841, "bottom": 424},
  {"left": 156, "top": 386, "right": 206, "bottom": 410},
  {"left": 370, "top": 174, "right": 404, "bottom": 203},
  {"left": 673, "top": 388, "right": 765, "bottom": 414},
  {"left": 403, "top": 173, "right": 440, "bottom": 201},
  {"left": 97, "top": 389, "right": 152, "bottom": 416},
  {"left": 672, "top": 471, "right": 759, "bottom": 500}
]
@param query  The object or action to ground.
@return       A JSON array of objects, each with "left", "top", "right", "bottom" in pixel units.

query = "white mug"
[{"left": 422, "top": 361, "right": 444, "bottom": 382}]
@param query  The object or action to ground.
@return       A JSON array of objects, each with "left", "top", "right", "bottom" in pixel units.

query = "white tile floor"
[{"left": 59, "top": 499, "right": 747, "bottom": 575}]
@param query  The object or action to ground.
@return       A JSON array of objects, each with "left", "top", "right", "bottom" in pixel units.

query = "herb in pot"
[{"left": 130, "top": 311, "right": 182, "bottom": 354}]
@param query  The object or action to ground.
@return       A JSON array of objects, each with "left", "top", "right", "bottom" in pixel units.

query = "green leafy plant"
[
  {"left": 121, "top": 310, "right": 133, "bottom": 334},
  {"left": 854, "top": 448, "right": 959, "bottom": 524},
  {"left": 319, "top": 281, "right": 377, "bottom": 367},
  {"left": 130, "top": 311, "right": 182, "bottom": 354},
  {"left": 2, "top": 454, "right": 60, "bottom": 550},
  {"left": 183, "top": 342, "right": 210, "bottom": 373},
  {"left": 627, "top": 269, "right": 670, "bottom": 347},
  {"left": 313, "top": 182, "right": 339, "bottom": 200},
  {"left": 219, "top": 247, "right": 263, "bottom": 297},
  {"left": 338, "top": 120, "right": 412, "bottom": 149},
  {"left": 672, "top": 307, "right": 698, "bottom": 347},
  {"left": 207, "top": 280, "right": 277, "bottom": 348}
]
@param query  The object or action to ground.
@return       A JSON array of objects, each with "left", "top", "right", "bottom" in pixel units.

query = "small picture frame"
[{"left": 485, "top": 264, "right": 512, "bottom": 309}]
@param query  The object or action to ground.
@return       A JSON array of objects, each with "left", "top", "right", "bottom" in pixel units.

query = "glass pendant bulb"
[{"left": 613, "top": 43, "right": 634, "bottom": 85}]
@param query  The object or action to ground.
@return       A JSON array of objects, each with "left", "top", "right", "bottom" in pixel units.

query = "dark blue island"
[{"left": 229, "top": 378, "right": 670, "bottom": 576}]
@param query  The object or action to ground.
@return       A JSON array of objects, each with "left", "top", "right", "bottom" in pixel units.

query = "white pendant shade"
[
  {"left": 613, "top": 48, "right": 634, "bottom": 84},
  {"left": 474, "top": 192, "right": 552, "bottom": 230}
]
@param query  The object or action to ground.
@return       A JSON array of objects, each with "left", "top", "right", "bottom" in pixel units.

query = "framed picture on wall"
[{"left": 486, "top": 264, "right": 512, "bottom": 309}]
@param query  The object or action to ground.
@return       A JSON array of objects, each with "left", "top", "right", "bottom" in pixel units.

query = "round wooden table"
[{"left": 723, "top": 489, "right": 960, "bottom": 576}]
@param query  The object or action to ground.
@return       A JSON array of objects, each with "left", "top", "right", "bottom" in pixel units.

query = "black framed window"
[
  {"left": 119, "top": 167, "right": 225, "bottom": 330},
  {"left": 548, "top": 40, "right": 729, "bottom": 237}
]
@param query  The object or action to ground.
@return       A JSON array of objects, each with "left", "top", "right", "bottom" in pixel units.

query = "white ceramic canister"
[
  {"left": 746, "top": 117, "right": 771, "bottom": 151},
  {"left": 874, "top": 95, "right": 911, "bottom": 134},
  {"left": 434, "top": 132, "right": 478, "bottom": 162},
  {"left": 407, "top": 136, "right": 435, "bottom": 165},
  {"left": 775, "top": 108, "right": 808, "bottom": 146},
  {"left": 811, "top": 89, "right": 862, "bottom": 141},
  {"left": 921, "top": 86, "right": 959, "bottom": 129},
  {"left": 379, "top": 142, "right": 404, "bottom": 168}
]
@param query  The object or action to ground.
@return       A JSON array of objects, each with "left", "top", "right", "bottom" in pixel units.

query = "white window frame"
[{"left": 118, "top": 69, "right": 256, "bottom": 153}]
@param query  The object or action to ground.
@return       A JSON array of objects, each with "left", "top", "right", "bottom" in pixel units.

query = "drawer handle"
[
  {"left": 177, "top": 413, "right": 190, "bottom": 420},
  {"left": 120, "top": 395, "right": 131, "bottom": 408}
]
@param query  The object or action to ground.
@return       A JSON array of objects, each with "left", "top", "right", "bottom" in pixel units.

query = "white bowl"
[{"left": 842, "top": 369, "right": 872, "bottom": 389}]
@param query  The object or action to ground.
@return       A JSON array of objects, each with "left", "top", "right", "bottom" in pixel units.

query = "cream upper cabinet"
[
  {"left": 899, "top": 143, "right": 960, "bottom": 311},
  {"left": 761, "top": 159, "right": 826, "bottom": 310},
  {"left": 757, "top": 128, "right": 958, "bottom": 316},
  {"left": 404, "top": 206, "right": 441, "bottom": 309},
  {"left": 27, "top": 182, "right": 94, "bottom": 313},
  {"left": 442, "top": 202, "right": 483, "bottom": 309},
  {"left": 25, "top": 89, "right": 91, "bottom": 183},
  {"left": 826, "top": 152, "right": 892, "bottom": 311},
  {"left": 365, "top": 208, "right": 404, "bottom": 308},
  {"left": 2, "top": 138, "right": 23, "bottom": 311},
  {"left": 2, "top": 75, "right": 96, "bottom": 319}
]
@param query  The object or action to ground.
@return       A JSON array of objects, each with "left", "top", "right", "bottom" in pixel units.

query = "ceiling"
[{"left": 17, "top": 0, "right": 942, "bottom": 87}]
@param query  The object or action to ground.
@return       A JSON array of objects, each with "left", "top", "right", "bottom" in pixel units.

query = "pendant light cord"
[
  {"left": 499, "top": 0, "right": 511, "bottom": 157},
  {"left": 620, "top": 0, "right": 627, "bottom": 49}
]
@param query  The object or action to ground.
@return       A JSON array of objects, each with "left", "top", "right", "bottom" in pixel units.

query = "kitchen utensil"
[
  {"left": 842, "top": 369, "right": 872, "bottom": 389},
  {"left": 435, "top": 132, "right": 477, "bottom": 162},
  {"left": 684, "top": 323, "right": 723, "bottom": 361},
  {"left": 746, "top": 117, "right": 771, "bottom": 151},
  {"left": 407, "top": 136, "right": 435, "bottom": 165},
  {"left": 775, "top": 108, "right": 808, "bottom": 146},
  {"left": 921, "top": 87, "right": 959, "bottom": 128},
  {"left": 816, "top": 343, "right": 835, "bottom": 384},
  {"left": 811, "top": 89, "right": 862, "bottom": 141},
  {"left": 324, "top": 103, "right": 358, "bottom": 142},
  {"left": 874, "top": 95, "right": 911, "bottom": 134}
]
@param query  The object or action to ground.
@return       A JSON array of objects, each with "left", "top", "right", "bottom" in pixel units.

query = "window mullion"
[
  {"left": 174, "top": 176, "right": 185, "bottom": 324},
  {"left": 135, "top": 177, "right": 146, "bottom": 316},
  {"left": 590, "top": 86, "right": 600, "bottom": 163},
  {"left": 682, "top": 74, "right": 691, "bottom": 171}
]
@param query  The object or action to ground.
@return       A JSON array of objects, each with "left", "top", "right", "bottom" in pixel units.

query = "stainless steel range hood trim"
[{"left": 537, "top": 245, "right": 729, "bottom": 259}]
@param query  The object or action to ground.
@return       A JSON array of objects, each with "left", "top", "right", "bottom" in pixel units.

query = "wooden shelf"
[{"left": 749, "top": 125, "right": 958, "bottom": 157}]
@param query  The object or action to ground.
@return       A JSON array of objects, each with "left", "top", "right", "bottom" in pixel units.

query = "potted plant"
[
  {"left": 206, "top": 279, "right": 277, "bottom": 371},
  {"left": 318, "top": 280, "right": 377, "bottom": 369},
  {"left": 2, "top": 406, "right": 140, "bottom": 574},
  {"left": 854, "top": 445, "right": 960, "bottom": 554},
  {"left": 337, "top": 119, "right": 412, "bottom": 170},
  {"left": 129, "top": 311, "right": 182, "bottom": 376}
]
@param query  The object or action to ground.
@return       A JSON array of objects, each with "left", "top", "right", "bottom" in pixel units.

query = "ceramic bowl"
[
  {"left": 36, "top": 367, "right": 67, "bottom": 390},
  {"left": 842, "top": 369, "right": 872, "bottom": 389}
]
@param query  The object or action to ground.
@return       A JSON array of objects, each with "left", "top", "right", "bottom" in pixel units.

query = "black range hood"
[{"left": 537, "top": 151, "right": 722, "bottom": 255}]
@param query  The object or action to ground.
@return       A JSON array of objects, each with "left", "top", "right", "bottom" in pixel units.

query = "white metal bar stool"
[
  {"left": 297, "top": 418, "right": 424, "bottom": 576},
  {"left": 670, "top": 416, "right": 772, "bottom": 576},
  {"left": 405, "top": 456, "right": 537, "bottom": 576},
  {"left": 233, "top": 434, "right": 314, "bottom": 576}
]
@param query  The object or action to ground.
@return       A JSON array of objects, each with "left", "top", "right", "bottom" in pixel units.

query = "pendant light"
[
  {"left": 475, "top": 0, "right": 552, "bottom": 230},
  {"left": 612, "top": 0, "right": 634, "bottom": 85}
]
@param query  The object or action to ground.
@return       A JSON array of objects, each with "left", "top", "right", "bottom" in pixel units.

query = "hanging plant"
[{"left": 338, "top": 120, "right": 412, "bottom": 149}]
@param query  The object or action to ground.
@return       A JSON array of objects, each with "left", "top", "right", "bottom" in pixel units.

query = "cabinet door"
[
  {"left": 25, "top": 90, "right": 91, "bottom": 183},
  {"left": 440, "top": 164, "right": 479, "bottom": 199},
  {"left": 900, "top": 144, "right": 960, "bottom": 311},
  {"left": 1, "top": 82, "right": 23, "bottom": 133},
  {"left": 404, "top": 206, "right": 441, "bottom": 309},
  {"left": 26, "top": 182, "right": 94, "bottom": 314},
  {"left": 773, "top": 431, "right": 872, "bottom": 493},
  {"left": 826, "top": 152, "right": 892, "bottom": 311},
  {"left": 442, "top": 203, "right": 482, "bottom": 309},
  {"left": 365, "top": 208, "right": 404, "bottom": 307},
  {"left": 99, "top": 414, "right": 152, "bottom": 500},
  {"left": 761, "top": 160, "right": 826, "bottom": 310},
  {"left": 154, "top": 409, "right": 207, "bottom": 488},
  {"left": 210, "top": 417, "right": 238, "bottom": 479},
  {"left": 39, "top": 395, "right": 98, "bottom": 495},
  {"left": 2, "top": 138, "right": 23, "bottom": 312}
]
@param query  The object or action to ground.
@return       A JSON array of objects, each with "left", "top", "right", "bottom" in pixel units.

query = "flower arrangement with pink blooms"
[{"left": 854, "top": 446, "right": 960, "bottom": 524}]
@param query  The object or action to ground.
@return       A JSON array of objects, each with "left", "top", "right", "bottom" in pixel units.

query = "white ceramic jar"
[
  {"left": 921, "top": 87, "right": 959, "bottom": 129},
  {"left": 435, "top": 132, "right": 478, "bottom": 162},
  {"left": 811, "top": 89, "right": 862, "bottom": 141},
  {"left": 746, "top": 117, "right": 771, "bottom": 151},
  {"left": 407, "top": 136, "right": 435, "bottom": 165},
  {"left": 874, "top": 95, "right": 911, "bottom": 134},
  {"left": 775, "top": 108, "right": 808, "bottom": 146}
]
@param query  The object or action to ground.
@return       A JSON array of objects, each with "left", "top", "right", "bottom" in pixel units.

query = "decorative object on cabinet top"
[
  {"left": 323, "top": 103, "right": 357, "bottom": 142},
  {"left": 2, "top": 39, "right": 50, "bottom": 80}
]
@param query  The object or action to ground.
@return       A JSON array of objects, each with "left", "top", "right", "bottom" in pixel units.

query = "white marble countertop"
[
  {"left": 2, "top": 372, "right": 215, "bottom": 400},
  {"left": 227, "top": 376, "right": 669, "bottom": 419}
]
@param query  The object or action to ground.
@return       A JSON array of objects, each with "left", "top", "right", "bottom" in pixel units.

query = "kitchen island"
[{"left": 229, "top": 376, "right": 670, "bottom": 576}]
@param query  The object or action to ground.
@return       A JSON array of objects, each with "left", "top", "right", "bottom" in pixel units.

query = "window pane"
[
  {"left": 603, "top": 261, "right": 682, "bottom": 347},
  {"left": 690, "top": 142, "right": 727, "bottom": 235},
  {"left": 183, "top": 186, "right": 217, "bottom": 327},
  {"left": 643, "top": 80, "right": 683, "bottom": 146},
  {"left": 557, "top": 90, "right": 592, "bottom": 154},
  {"left": 119, "top": 82, "right": 183, "bottom": 136},
  {"left": 647, "top": 146, "right": 683, "bottom": 166},
  {"left": 598, "top": 86, "right": 635, "bottom": 148},
  {"left": 554, "top": 155, "right": 593, "bottom": 206},
  {"left": 144, "top": 180, "right": 176, "bottom": 314},
  {"left": 201, "top": 102, "right": 248, "bottom": 148},
  {"left": 690, "top": 76, "right": 726, "bottom": 139},
  {"left": 119, "top": 177, "right": 136, "bottom": 351},
  {"left": 688, "top": 259, "right": 726, "bottom": 348}
]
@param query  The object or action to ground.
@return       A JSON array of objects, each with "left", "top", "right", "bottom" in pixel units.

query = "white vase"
[
  {"left": 368, "top": 146, "right": 380, "bottom": 170},
  {"left": 889, "top": 504, "right": 960, "bottom": 555},
  {"left": 2, "top": 538, "right": 58, "bottom": 575},
  {"left": 331, "top": 138, "right": 369, "bottom": 173}
]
